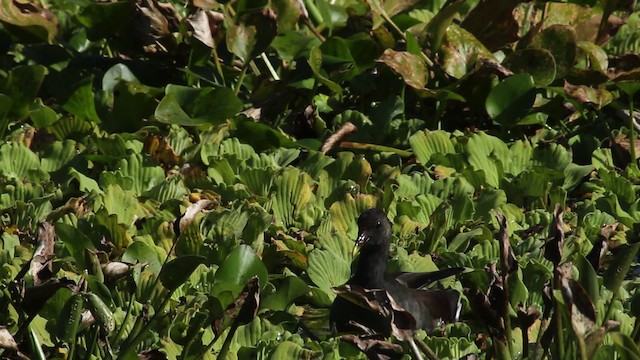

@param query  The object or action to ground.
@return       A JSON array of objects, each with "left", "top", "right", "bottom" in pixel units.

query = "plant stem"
[
  {"left": 234, "top": 65, "right": 248, "bottom": 96},
  {"left": 338, "top": 141, "right": 413, "bottom": 157},
  {"left": 629, "top": 95, "right": 637, "bottom": 163},
  {"left": 113, "top": 292, "right": 135, "bottom": 345},
  {"left": 260, "top": 53, "right": 280, "bottom": 81}
]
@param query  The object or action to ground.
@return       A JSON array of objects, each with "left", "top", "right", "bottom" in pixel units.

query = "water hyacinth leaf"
[
  {"left": 440, "top": 24, "right": 495, "bottom": 79},
  {"left": 85, "top": 292, "right": 115, "bottom": 332},
  {"left": 577, "top": 41, "right": 608, "bottom": 71},
  {"left": 530, "top": 24, "right": 577, "bottom": 79},
  {"left": 122, "top": 240, "right": 163, "bottom": 273},
  {"left": 155, "top": 85, "right": 243, "bottom": 126},
  {"left": 213, "top": 245, "right": 268, "bottom": 297},
  {"left": 485, "top": 73, "right": 536, "bottom": 126},
  {"left": 502, "top": 48, "right": 556, "bottom": 86},
  {"left": 233, "top": 119, "right": 298, "bottom": 151},
  {"left": 426, "top": 0, "right": 466, "bottom": 52},
  {"left": 159, "top": 255, "right": 206, "bottom": 291},
  {"left": 227, "top": 11, "right": 277, "bottom": 62},
  {"left": 563, "top": 82, "right": 613, "bottom": 109},
  {"left": 378, "top": 49, "right": 427, "bottom": 89},
  {"left": 315, "top": 0, "right": 348, "bottom": 31}
]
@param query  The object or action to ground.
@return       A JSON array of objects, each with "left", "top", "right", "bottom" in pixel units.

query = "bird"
[{"left": 330, "top": 208, "right": 463, "bottom": 336}]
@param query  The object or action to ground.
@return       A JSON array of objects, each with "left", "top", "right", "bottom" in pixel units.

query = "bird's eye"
[{"left": 376, "top": 221, "right": 382, "bottom": 228}]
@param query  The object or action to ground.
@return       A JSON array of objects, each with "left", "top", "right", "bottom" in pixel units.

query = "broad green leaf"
[
  {"left": 122, "top": 240, "right": 163, "bottom": 273},
  {"left": 155, "top": 85, "right": 243, "bottom": 126},
  {"left": 159, "top": 255, "right": 206, "bottom": 291},
  {"left": 0, "top": 65, "right": 46, "bottom": 121},
  {"left": 486, "top": 73, "right": 536, "bottom": 126},
  {"left": 503, "top": 48, "right": 556, "bottom": 86},
  {"left": 77, "top": 1, "right": 133, "bottom": 40},
  {"left": 213, "top": 245, "right": 268, "bottom": 298},
  {"left": 308, "top": 47, "right": 342, "bottom": 93},
  {"left": 226, "top": 12, "right": 277, "bottom": 62},
  {"left": 261, "top": 276, "right": 309, "bottom": 311},
  {"left": 440, "top": 24, "right": 495, "bottom": 79},
  {"left": 378, "top": 49, "right": 427, "bottom": 89},
  {"left": 61, "top": 76, "right": 101, "bottom": 123},
  {"left": 530, "top": 24, "right": 577, "bottom": 79}
]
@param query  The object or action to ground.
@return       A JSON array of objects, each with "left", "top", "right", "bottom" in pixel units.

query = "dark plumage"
[{"left": 330, "top": 208, "right": 462, "bottom": 336}]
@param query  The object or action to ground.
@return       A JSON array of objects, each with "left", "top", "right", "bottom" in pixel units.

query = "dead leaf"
[{"left": 187, "top": 9, "right": 224, "bottom": 48}]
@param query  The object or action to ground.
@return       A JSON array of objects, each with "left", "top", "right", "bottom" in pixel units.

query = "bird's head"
[{"left": 354, "top": 208, "right": 392, "bottom": 254}]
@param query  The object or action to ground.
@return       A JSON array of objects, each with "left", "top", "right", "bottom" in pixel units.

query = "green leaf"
[
  {"left": 270, "top": 167, "right": 321, "bottom": 228},
  {"left": 0, "top": 1, "right": 58, "bottom": 43},
  {"left": 155, "top": 85, "right": 243, "bottom": 126},
  {"left": 604, "top": 241, "right": 640, "bottom": 294},
  {"left": 308, "top": 47, "right": 342, "bottom": 93},
  {"left": 0, "top": 65, "right": 46, "bottom": 121},
  {"left": 61, "top": 76, "right": 101, "bottom": 123},
  {"left": 485, "top": 73, "right": 536, "bottom": 126},
  {"left": 40, "top": 140, "right": 78, "bottom": 173},
  {"left": 440, "top": 24, "right": 495, "bottom": 79},
  {"left": 503, "top": 48, "right": 556, "bottom": 86},
  {"left": 307, "top": 247, "right": 350, "bottom": 305},
  {"left": 101, "top": 184, "right": 147, "bottom": 225},
  {"left": 159, "top": 255, "right": 206, "bottom": 291},
  {"left": 261, "top": 276, "right": 309, "bottom": 311},
  {"left": 0, "top": 143, "right": 49, "bottom": 182},
  {"left": 77, "top": 1, "right": 133, "bottom": 40},
  {"left": 55, "top": 223, "right": 96, "bottom": 270},
  {"left": 213, "top": 245, "right": 268, "bottom": 297},
  {"left": 530, "top": 24, "right": 577, "bottom": 79},
  {"left": 122, "top": 240, "right": 163, "bottom": 273},
  {"left": 409, "top": 130, "right": 455, "bottom": 165},
  {"left": 611, "top": 332, "right": 640, "bottom": 360}
]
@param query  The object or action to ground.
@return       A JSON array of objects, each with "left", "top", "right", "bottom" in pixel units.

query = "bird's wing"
[{"left": 391, "top": 267, "right": 465, "bottom": 289}]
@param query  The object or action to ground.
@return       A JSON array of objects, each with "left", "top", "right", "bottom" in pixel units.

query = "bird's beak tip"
[{"left": 352, "top": 232, "right": 367, "bottom": 256}]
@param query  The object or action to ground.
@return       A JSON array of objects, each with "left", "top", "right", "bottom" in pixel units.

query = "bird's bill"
[{"left": 352, "top": 232, "right": 368, "bottom": 256}]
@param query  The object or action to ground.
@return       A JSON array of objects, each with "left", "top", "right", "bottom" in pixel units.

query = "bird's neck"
[{"left": 353, "top": 245, "right": 389, "bottom": 288}]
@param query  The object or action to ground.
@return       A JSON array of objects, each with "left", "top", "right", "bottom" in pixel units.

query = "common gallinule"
[{"left": 330, "top": 208, "right": 462, "bottom": 336}]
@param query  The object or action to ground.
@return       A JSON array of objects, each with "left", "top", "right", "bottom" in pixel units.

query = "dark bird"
[{"left": 330, "top": 208, "right": 463, "bottom": 336}]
